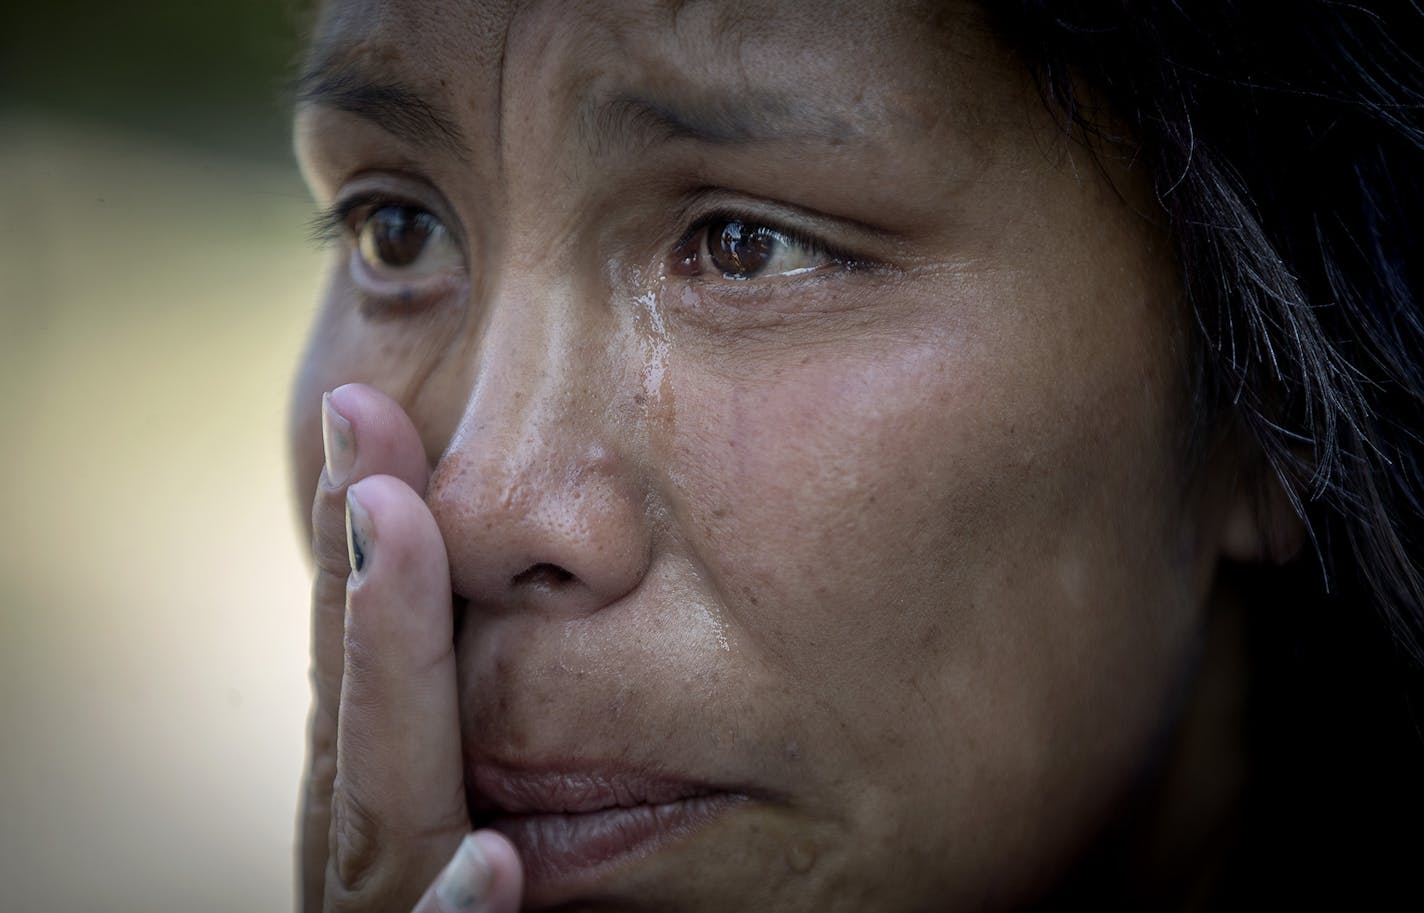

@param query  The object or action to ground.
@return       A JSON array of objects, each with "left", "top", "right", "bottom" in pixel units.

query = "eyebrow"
[
  {"left": 295, "top": 58, "right": 470, "bottom": 160},
  {"left": 295, "top": 58, "right": 856, "bottom": 161}
]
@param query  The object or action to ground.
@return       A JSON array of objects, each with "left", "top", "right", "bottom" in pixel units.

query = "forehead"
[
  {"left": 308, "top": 0, "right": 953, "bottom": 64},
  {"left": 302, "top": 0, "right": 991, "bottom": 138}
]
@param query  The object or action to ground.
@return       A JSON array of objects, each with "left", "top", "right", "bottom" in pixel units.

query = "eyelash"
[
  {"left": 307, "top": 195, "right": 869, "bottom": 280},
  {"left": 307, "top": 191, "right": 395, "bottom": 247},
  {"left": 675, "top": 208, "right": 864, "bottom": 271}
]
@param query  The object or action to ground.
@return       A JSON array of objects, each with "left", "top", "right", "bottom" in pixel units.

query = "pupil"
[
  {"left": 369, "top": 206, "right": 431, "bottom": 268},
  {"left": 709, "top": 219, "right": 774, "bottom": 278}
]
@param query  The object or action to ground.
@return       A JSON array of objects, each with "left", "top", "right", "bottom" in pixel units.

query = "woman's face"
[{"left": 291, "top": 1, "right": 1244, "bottom": 909}]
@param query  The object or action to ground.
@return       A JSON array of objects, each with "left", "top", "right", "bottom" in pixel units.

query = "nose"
[{"left": 427, "top": 281, "right": 652, "bottom": 619}]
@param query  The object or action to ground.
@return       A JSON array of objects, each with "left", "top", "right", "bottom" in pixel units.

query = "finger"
[
  {"left": 325, "top": 473, "right": 468, "bottom": 909},
  {"left": 410, "top": 832, "right": 525, "bottom": 913},
  {"left": 311, "top": 384, "right": 432, "bottom": 705},
  {"left": 303, "top": 384, "right": 431, "bottom": 912}
]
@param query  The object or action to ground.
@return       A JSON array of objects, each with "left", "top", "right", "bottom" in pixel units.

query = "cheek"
[
  {"left": 668, "top": 280, "right": 1198, "bottom": 765},
  {"left": 669, "top": 317, "right": 1095, "bottom": 661},
  {"left": 678, "top": 331, "right": 975, "bottom": 616},
  {"left": 657, "top": 285, "right": 1201, "bottom": 901},
  {"left": 662, "top": 324, "right": 1002, "bottom": 748},
  {"left": 287, "top": 273, "right": 477, "bottom": 525}
]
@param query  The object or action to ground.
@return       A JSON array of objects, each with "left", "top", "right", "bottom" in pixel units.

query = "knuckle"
[
  {"left": 322, "top": 782, "right": 467, "bottom": 912},
  {"left": 327, "top": 783, "right": 386, "bottom": 897}
]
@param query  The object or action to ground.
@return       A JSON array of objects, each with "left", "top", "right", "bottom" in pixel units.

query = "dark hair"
[
  {"left": 987, "top": 6, "right": 1424, "bottom": 898},
  {"left": 991, "top": 2, "right": 1424, "bottom": 672}
]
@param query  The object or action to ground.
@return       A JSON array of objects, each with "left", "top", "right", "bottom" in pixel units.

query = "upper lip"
[{"left": 469, "top": 763, "right": 723, "bottom": 817}]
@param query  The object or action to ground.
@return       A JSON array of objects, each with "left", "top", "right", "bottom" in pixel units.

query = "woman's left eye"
[
  {"left": 351, "top": 203, "right": 462, "bottom": 283},
  {"left": 672, "top": 217, "right": 838, "bottom": 280}
]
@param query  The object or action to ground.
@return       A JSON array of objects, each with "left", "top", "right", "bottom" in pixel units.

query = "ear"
[{"left": 1219, "top": 459, "right": 1307, "bottom": 565}]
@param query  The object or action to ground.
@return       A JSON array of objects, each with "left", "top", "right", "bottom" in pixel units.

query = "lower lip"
[{"left": 489, "top": 793, "right": 744, "bottom": 895}]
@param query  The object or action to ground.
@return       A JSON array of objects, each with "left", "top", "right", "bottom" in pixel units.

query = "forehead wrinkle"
[
  {"left": 497, "top": 0, "right": 856, "bottom": 161},
  {"left": 566, "top": 11, "right": 859, "bottom": 159},
  {"left": 584, "top": 91, "right": 859, "bottom": 157}
]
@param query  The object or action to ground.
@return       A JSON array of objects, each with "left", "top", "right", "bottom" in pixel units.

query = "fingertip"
[
  {"left": 424, "top": 832, "right": 521, "bottom": 913},
  {"left": 310, "top": 386, "right": 431, "bottom": 577},
  {"left": 430, "top": 833, "right": 493, "bottom": 912},
  {"left": 471, "top": 830, "right": 524, "bottom": 913},
  {"left": 324, "top": 383, "right": 432, "bottom": 494},
  {"left": 342, "top": 475, "right": 451, "bottom": 659},
  {"left": 326, "top": 382, "right": 384, "bottom": 416},
  {"left": 344, "top": 474, "right": 447, "bottom": 580},
  {"left": 345, "top": 471, "right": 417, "bottom": 505}
]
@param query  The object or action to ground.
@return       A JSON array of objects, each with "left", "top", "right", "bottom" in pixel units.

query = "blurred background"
[{"left": 2, "top": 3, "right": 323, "bottom": 910}]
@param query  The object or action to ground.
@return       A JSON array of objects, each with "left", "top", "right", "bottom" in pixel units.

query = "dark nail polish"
[{"left": 345, "top": 489, "right": 370, "bottom": 575}]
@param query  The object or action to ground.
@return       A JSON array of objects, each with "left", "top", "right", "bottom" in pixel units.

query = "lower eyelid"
[{"left": 345, "top": 245, "right": 465, "bottom": 308}]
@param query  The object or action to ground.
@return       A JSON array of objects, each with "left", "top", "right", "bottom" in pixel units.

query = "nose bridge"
[
  {"left": 429, "top": 272, "right": 652, "bottom": 617},
  {"left": 453, "top": 271, "right": 594, "bottom": 459}
]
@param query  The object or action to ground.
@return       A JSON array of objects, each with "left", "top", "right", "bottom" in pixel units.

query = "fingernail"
[
  {"left": 345, "top": 488, "right": 371, "bottom": 576},
  {"left": 435, "top": 834, "right": 492, "bottom": 912},
  {"left": 322, "top": 391, "right": 355, "bottom": 487}
]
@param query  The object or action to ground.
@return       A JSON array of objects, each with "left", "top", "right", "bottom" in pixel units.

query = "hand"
[{"left": 299, "top": 383, "right": 524, "bottom": 912}]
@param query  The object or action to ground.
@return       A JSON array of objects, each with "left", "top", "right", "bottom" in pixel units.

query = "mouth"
[{"left": 469, "top": 763, "right": 747, "bottom": 898}]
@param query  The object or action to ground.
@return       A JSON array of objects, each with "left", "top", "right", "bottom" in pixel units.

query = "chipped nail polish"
[
  {"left": 322, "top": 391, "right": 355, "bottom": 487},
  {"left": 345, "top": 488, "right": 370, "bottom": 576}
]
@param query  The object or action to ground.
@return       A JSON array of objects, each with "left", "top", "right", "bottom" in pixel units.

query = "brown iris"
[
  {"left": 706, "top": 218, "right": 775, "bottom": 278},
  {"left": 360, "top": 205, "right": 439, "bottom": 269}
]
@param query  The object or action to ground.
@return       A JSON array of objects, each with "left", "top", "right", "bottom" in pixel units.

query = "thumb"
[{"left": 411, "top": 831, "right": 524, "bottom": 913}]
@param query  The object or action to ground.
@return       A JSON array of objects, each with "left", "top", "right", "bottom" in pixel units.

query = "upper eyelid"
[
  {"left": 683, "top": 211, "right": 817, "bottom": 248},
  {"left": 308, "top": 178, "right": 465, "bottom": 249},
  {"left": 307, "top": 192, "right": 395, "bottom": 248},
  {"left": 678, "top": 183, "right": 893, "bottom": 242},
  {"left": 307, "top": 191, "right": 424, "bottom": 248},
  {"left": 683, "top": 211, "right": 867, "bottom": 272}
]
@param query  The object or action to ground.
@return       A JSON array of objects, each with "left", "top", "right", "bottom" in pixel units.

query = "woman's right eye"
[{"left": 350, "top": 203, "right": 462, "bottom": 285}]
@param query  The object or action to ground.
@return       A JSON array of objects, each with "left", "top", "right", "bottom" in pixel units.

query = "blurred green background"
[{"left": 2, "top": 3, "right": 325, "bottom": 910}]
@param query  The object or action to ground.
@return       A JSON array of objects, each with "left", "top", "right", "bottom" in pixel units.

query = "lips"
[{"left": 469, "top": 764, "right": 747, "bottom": 897}]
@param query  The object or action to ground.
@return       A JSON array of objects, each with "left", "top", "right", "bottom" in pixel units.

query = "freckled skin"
[{"left": 291, "top": 1, "right": 1267, "bottom": 909}]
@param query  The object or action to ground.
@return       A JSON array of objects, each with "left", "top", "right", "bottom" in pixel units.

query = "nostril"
[{"left": 510, "top": 562, "right": 577, "bottom": 589}]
